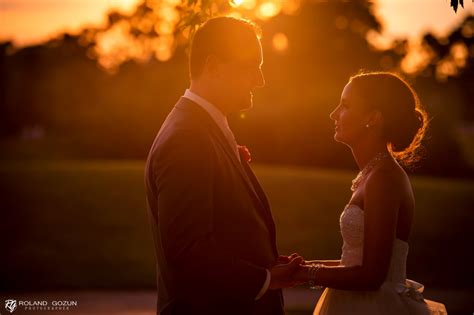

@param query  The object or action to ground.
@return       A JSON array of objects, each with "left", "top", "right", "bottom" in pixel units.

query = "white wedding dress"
[{"left": 314, "top": 204, "right": 448, "bottom": 315}]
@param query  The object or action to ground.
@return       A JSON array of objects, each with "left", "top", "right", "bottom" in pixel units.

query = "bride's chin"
[{"left": 334, "top": 135, "right": 351, "bottom": 147}]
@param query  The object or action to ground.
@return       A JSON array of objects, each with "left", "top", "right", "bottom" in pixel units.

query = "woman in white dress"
[{"left": 292, "top": 72, "right": 447, "bottom": 314}]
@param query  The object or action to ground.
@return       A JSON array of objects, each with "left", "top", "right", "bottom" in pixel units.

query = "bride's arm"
[
  {"left": 304, "top": 260, "right": 341, "bottom": 266},
  {"left": 293, "top": 171, "right": 401, "bottom": 291},
  {"left": 293, "top": 264, "right": 373, "bottom": 290}
]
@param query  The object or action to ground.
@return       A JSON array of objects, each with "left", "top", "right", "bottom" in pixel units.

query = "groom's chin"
[
  {"left": 243, "top": 102, "right": 253, "bottom": 111},
  {"left": 238, "top": 99, "right": 253, "bottom": 112}
]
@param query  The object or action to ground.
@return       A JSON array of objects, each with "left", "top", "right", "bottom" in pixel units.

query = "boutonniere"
[{"left": 237, "top": 145, "right": 252, "bottom": 163}]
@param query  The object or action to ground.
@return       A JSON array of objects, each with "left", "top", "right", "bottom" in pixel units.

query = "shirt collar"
[
  {"left": 183, "top": 89, "right": 230, "bottom": 131},
  {"left": 182, "top": 89, "right": 240, "bottom": 161}
]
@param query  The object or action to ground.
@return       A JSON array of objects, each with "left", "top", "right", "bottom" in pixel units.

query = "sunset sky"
[{"left": 0, "top": 0, "right": 473, "bottom": 48}]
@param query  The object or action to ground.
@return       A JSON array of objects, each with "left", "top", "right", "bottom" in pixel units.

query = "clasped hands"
[{"left": 268, "top": 253, "right": 312, "bottom": 290}]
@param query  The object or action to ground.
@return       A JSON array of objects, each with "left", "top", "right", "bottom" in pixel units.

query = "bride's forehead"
[
  {"left": 341, "top": 83, "right": 356, "bottom": 101},
  {"left": 341, "top": 83, "right": 364, "bottom": 104}
]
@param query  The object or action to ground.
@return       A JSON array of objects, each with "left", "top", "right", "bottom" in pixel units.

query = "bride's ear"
[{"left": 366, "top": 110, "right": 383, "bottom": 128}]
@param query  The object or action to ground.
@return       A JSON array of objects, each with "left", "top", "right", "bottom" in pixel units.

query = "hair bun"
[{"left": 390, "top": 109, "right": 424, "bottom": 152}]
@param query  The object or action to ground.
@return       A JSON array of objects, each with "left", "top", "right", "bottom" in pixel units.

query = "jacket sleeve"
[{"left": 151, "top": 128, "right": 268, "bottom": 301}]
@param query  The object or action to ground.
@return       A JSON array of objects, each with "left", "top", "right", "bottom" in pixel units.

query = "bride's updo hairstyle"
[{"left": 349, "top": 71, "right": 428, "bottom": 167}]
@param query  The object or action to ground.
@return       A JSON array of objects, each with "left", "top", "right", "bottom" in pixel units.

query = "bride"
[{"left": 292, "top": 72, "right": 447, "bottom": 314}]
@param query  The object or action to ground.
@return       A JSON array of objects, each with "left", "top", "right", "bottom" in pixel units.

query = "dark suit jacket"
[{"left": 144, "top": 97, "right": 284, "bottom": 315}]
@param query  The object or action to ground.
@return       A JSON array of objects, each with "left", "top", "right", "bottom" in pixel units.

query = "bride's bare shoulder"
[{"left": 365, "top": 159, "right": 411, "bottom": 198}]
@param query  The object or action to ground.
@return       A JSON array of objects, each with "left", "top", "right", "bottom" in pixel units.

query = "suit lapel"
[
  {"left": 208, "top": 119, "right": 272, "bottom": 220},
  {"left": 240, "top": 161, "right": 271, "bottom": 211},
  {"left": 175, "top": 98, "right": 277, "bottom": 252},
  {"left": 240, "top": 161, "right": 278, "bottom": 254},
  {"left": 211, "top": 129, "right": 262, "bottom": 200},
  {"left": 175, "top": 99, "right": 265, "bottom": 210},
  {"left": 213, "top": 130, "right": 278, "bottom": 255}
]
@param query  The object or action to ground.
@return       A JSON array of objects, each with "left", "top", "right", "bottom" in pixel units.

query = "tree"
[{"left": 88, "top": 0, "right": 306, "bottom": 70}]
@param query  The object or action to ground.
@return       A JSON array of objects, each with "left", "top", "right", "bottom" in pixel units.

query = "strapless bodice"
[
  {"left": 313, "top": 204, "right": 448, "bottom": 315},
  {"left": 339, "top": 204, "right": 408, "bottom": 283}
]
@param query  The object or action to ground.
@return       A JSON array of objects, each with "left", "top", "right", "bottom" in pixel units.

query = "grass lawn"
[{"left": 1, "top": 160, "right": 473, "bottom": 293}]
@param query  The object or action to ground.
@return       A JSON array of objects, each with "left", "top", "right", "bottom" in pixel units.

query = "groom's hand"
[
  {"left": 268, "top": 256, "right": 305, "bottom": 290},
  {"left": 274, "top": 253, "right": 303, "bottom": 266}
]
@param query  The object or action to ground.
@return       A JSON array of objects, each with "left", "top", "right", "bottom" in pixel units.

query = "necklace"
[{"left": 351, "top": 152, "right": 390, "bottom": 192}]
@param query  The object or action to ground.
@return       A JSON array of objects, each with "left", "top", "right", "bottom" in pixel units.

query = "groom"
[{"left": 145, "top": 17, "right": 302, "bottom": 315}]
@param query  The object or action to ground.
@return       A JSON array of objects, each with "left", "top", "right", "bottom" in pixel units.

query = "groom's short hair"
[{"left": 189, "top": 16, "right": 262, "bottom": 80}]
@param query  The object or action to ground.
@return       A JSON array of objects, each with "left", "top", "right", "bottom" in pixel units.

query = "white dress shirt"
[{"left": 182, "top": 89, "right": 271, "bottom": 300}]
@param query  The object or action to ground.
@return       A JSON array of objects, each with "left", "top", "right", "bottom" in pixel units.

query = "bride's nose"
[{"left": 330, "top": 105, "right": 340, "bottom": 121}]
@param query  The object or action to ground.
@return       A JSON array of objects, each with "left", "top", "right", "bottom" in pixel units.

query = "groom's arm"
[{"left": 152, "top": 128, "right": 270, "bottom": 300}]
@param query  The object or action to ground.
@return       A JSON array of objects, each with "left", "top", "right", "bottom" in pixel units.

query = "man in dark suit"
[{"left": 145, "top": 17, "right": 303, "bottom": 315}]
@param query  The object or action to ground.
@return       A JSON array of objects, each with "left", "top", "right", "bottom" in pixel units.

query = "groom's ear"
[{"left": 204, "top": 54, "right": 221, "bottom": 78}]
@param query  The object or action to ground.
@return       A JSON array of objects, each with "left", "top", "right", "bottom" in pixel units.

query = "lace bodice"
[
  {"left": 339, "top": 204, "right": 408, "bottom": 283},
  {"left": 313, "top": 204, "right": 447, "bottom": 314}
]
